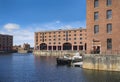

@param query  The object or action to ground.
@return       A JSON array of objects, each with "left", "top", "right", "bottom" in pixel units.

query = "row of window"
[
  {"left": 38, "top": 37, "right": 85, "bottom": 41},
  {"left": 38, "top": 46, "right": 85, "bottom": 51},
  {"left": 36, "top": 39, "right": 112, "bottom": 50},
  {"left": 94, "top": 10, "right": 112, "bottom": 20},
  {"left": 38, "top": 30, "right": 86, "bottom": 35},
  {"left": 38, "top": 34, "right": 86, "bottom": 38},
  {"left": 48, "top": 42, "right": 83, "bottom": 45},
  {"left": 94, "top": 0, "right": 112, "bottom": 50},
  {"left": 0, "top": 43, "right": 12, "bottom": 46},
  {"left": 94, "top": 0, "right": 112, "bottom": 8},
  {"left": 94, "top": 23, "right": 112, "bottom": 34}
]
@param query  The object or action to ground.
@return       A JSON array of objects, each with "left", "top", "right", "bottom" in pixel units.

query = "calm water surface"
[{"left": 0, "top": 53, "right": 120, "bottom": 82}]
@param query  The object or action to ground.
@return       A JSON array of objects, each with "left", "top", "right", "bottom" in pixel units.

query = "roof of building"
[
  {"left": 35, "top": 27, "right": 86, "bottom": 33},
  {"left": 0, "top": 34, "right": 13, "bottom": 37}
]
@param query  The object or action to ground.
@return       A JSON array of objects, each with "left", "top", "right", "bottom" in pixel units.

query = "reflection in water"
[
  {"left": 0, "top": 53, "right": 120, "bottom": 82},
  {"left": 83, "top": 69, "right": 120, "bottom": 82}
]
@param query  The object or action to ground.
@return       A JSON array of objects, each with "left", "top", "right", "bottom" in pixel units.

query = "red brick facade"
[
  {"left": 35, "top": 28, "right": 87, "bottom": 51},
  {"left": 87, "top": 0, "right": 120, "bottom": 54}
]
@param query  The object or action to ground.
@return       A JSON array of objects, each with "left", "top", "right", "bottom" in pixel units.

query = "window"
[
  {"left": 80, "top": 34, "right": 82, "bottom": 36},
  {"left": 74, "top": 42, "right": 76, "bottom": 44},
  {"left": 66, "top": 38, "right": 68, "bottom": 41},
  {"left": 80, "top": 42, "right": 82, "bottom": 44},
  {"left": 107, "top": 24, "right": 112, "bottom": 33},
  {"left": 53, "top": 46, "right": 56, "bottom": 50},
  {"left": 74, "top": 38, "right": 76, "bottom": 40},
  {"left": 48, "top": 46, "right": 52, "bottom": 50},
  {"left": 58, "top": 46, "right": 61, "bottom": 50},
  {"left": 73, "top": 46, "right": 77, "bottom": 50},
  {"left": 74, "top": 34, "right": 76, "bottom": 36},
  {"left": 107, "top": 0, "right": 112, "bottom": 6},
  {"left": 58, "top": 42, "right": 61, "bottom": 44},
  {"left": 94, "top": 12, "right": 99, "bottom": 21},
  {"left": 94, "top": 0, "right": 99, "bottom": 8},
  {"left": 40, "top": 36, "right": 42, "bottom": 38},
  {"left": 94, "top": 25, "right": 99, "bottom": 34},
  {"left": 42, "top": 39, "right": 44, "bottom": 42},
  {"left": 107, "top": 10, "right": 112, "bottom": 19},
  {"left": 80, "top": 38, "right": 82, "bottom": 40},
  {"left": 107, "top": 38, "right": 112, "bottom": 49},
  {"left": 66, "top": 31, "right": 68, "bottom": 35}
]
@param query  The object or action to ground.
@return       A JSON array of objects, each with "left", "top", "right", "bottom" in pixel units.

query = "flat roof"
[
  {"left": 0, "top": 34, "right": 13, "bottom": 37},
  {"left": 35, "top": 28, "right": 86, "bottom": 33}
]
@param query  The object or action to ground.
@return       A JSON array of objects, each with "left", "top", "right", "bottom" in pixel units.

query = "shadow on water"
[{"left": 82, "top": 69, "right": 120, "bottom": 82}]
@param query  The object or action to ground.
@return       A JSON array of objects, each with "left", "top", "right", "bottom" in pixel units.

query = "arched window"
[
  {"left": 40, "top": 43, "right": 47, "bottom": 50},
  {"left": 63, "top": 43, "right": 72, "bottom": 50}
]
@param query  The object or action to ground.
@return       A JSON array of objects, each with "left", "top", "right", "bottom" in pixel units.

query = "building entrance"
[
  {"left": 40, "top": 43, "right": 47, "bottom": 50},
  {"left": 63, "top": 43, "right": 72, "bottom": 50},
  {"left": 93, "top": 46, "right": 100, "bottom": 54},
  {"left": 92, "top": 39, "right": 101, "bottom": 54}
]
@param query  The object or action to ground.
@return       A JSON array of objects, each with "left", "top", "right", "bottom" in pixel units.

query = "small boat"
[
  {"left": 56, "top": 52, "right": 83, "bottom": 65},
  {"left": 56, "top": 57, "right": 72, "bottom": 65}
]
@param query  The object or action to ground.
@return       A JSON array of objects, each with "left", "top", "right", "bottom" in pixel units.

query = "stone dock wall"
[
  {"left": 33, "top": 50, "right": 85, "bottom": 56},
  {"left": 83, "top": 54, "right": 120, "bottom": 72}
]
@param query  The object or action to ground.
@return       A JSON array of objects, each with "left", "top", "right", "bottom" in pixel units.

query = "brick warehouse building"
[
  {"left": 0, "top": 34, "right": 13, "bottom": 52},
  {"left": 35, "top": 28, "right": 87, "bottom": 51},
  {"left": 87, "top": 0, "right": 120, "bottom": 54}
]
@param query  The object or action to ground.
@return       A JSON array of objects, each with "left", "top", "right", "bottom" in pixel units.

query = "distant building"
[
  {"left": 87, "top": 0, "right": 120, "bottom": 54},
  {"left": 12, "top": 45, "right": 21, "bottom": 51},
  {"left": 0, "top": 34, "right": 13, "bottom": 52},
  {"left": 23, "top": 43, "right": 30, "bottom": 50},
  {"left": 35, "top": 28, "right": 87, "bottom": 51},
  {"left": 13, "top": 43, "right": 30, "bottom": 51}
]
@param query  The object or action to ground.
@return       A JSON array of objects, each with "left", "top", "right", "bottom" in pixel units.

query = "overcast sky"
[{"left": 0, "top": 0, "right": 86, "bottom": 47}]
